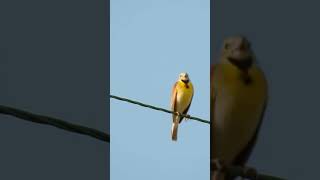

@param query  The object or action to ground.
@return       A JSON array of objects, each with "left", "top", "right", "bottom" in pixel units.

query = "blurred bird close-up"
[
  {"left": 170, "top": 72, "right": 194, "bottom": 141},
  {"left": 211, "top": 36, "right": 268, "bottom": 180}
]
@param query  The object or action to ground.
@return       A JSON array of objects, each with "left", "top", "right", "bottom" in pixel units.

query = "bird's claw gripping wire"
[
  {"left": 176, "top": 112, "right": 191, "bottom": 121},
  {"left": 184, "top": 114, "right": 191, "bottom": 121}
]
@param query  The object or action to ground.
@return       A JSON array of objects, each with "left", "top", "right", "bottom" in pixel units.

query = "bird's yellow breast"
[
  {"left": 212, "top": 63, "right": 268, "bottom": 164},
  {"left": 175, "top": 81, "right": 193, "bottom": 113}
]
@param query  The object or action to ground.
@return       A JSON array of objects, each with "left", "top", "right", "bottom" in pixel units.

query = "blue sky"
[{"left": 110, "top": 0, "right": 209, "bottom": 179}]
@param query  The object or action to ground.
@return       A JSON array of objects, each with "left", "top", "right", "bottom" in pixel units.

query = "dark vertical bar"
[{"left": 210, "top": 0, "right": 215, "bottom": 177}]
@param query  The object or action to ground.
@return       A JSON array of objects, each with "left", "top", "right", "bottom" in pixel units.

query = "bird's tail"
[{"left": 171, "top": 118, "right": 179, "bottom": 141}]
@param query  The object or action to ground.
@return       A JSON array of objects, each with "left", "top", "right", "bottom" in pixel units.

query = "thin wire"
[
  {"left": 0, "top": 105, "right": 110, "bottom": 142},
  {"left": 110, "top": 94, "right": 210, "bottom": 124}
]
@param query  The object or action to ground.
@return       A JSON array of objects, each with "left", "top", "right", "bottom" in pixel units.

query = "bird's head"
[
  {"left": 179, "top": 72, "right": 190, "bottom": 83},
  {"left": 221, "top": 35, "right": 254, "bottom": 65}
]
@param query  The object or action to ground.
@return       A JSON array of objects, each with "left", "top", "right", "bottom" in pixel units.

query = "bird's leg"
[
  {"left": 176, "top": 112, "right": 189, "bottom": 121},
  {"left": 184, "top": 114, "right": 191, "bottom": 122},
  {"left": 176, "top": 112, "right": 182, "bottom": 119}
]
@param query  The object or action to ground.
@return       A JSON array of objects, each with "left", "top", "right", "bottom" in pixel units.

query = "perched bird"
[
  {"left": 170, "top": 72, "right": 194, "bottom": 141},
  {"left": 211, "top": 36, "right": 268, "bottom": 179}
]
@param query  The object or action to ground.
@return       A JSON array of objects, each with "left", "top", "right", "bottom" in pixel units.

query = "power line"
[
  {"left": 0, "top": 105, "right": 109, "bottom": 143},
  {"left": 110, "top": 94, "right": 210, "bottom": 124}
]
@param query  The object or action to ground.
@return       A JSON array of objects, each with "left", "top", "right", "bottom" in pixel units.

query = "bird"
[
  {"left": 170, "top": 72, "right": 194, "bottom": 141},
  {"left": 211, "top": 36, "right": 268, "bottom": 179}
]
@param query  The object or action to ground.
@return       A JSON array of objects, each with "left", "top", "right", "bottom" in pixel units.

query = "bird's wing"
[
  {"left": 233, "top": 99, "right": 268, "bottom": 166},
  {"left": 170, "top": 82, "right": 178, "bottom": 120}
]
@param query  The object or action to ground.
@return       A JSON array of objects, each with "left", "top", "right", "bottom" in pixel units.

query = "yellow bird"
[
  {"left": 170, "top": 72, "right": 194, "bottom": 141},
  {"left": 211, "top": 36, "right": 268, "bottom": 180}
]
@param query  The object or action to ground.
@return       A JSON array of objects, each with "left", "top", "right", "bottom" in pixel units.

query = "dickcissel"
[
  {"left": 211, "top": 36, "right": 268, "bottom": 180},
  {"left": 170, "top": 72, "right": 194, "bottom": 141}
]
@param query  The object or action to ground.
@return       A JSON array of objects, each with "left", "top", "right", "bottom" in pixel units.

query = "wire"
[
  {"left": 0, "top": 105, "right": 109, "bottom": 142},
  {"left": 110, "top": 94, "right": 210, "bottom": 124}
]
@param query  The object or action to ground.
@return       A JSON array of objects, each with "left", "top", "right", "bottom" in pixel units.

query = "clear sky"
[{"left": 110, "top": 0, "right": 210, "bottom": 179}]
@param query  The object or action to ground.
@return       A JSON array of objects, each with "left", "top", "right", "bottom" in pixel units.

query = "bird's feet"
[
  {"left": 176, "top": 112, "right": 191, "bottom": 122},
  {"left": 184, "top": 114, "right": 191, "bottom": 122}
]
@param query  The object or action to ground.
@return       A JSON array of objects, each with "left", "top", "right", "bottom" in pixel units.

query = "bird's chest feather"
[
  {"left": 213, "top": 65, "right": 267, "bottom": 163},
  {"left": 215, "top": 65, "right": 266, "bottom": 125},
  {"left": 176, "top": 83, "right": 193, "bottom": 111},
  {"left": 218, "top": 81, "right": 264, "bottom": 128}
]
